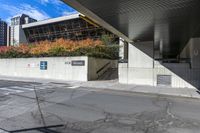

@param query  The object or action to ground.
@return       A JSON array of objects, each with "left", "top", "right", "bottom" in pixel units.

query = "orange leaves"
[
  {"left": 0, "top": 38, "right": 104, "bottom": 55},
  {"left": 51, "top": 38, "right": 103, "bottom": 50},
  {"left": 0, "top": 46, "right": 10, "bottom": 53},
  {"left": 0, "top": 38, "right": 119, "bottom": 59},
  {"left": 76, "top": 38, "right": 103, "bottom": 49},
  {"left": 0, "top": 45, "right": 30, "bottom": 54},
  {"left": 29, "top": 38, "right": 103, "bottom": 54},
  {"left": 16, "top": 44, "right": 30, "bottom": 54},
  {"left": 29, "top": 40, "right": 51, "bottom": 55}
]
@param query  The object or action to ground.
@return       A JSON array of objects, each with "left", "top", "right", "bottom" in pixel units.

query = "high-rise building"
[
  {"left": 7, "top": 25, "right": 11, "bottom": 46},
  {"left": 0, "top": 18, "right": 7, "bottom": 46},
  {"left": 10, "top": 14, "right": 37, "bottom": 46}
]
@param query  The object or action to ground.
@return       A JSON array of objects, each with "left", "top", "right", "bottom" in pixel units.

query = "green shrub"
[{"left": 0, "top": 39, "right": 119, "bottom": 59}]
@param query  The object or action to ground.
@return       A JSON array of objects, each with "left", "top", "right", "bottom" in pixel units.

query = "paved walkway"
[
  {"left": 75, "top": 80, "right": 200, "bottom": 99},
  {"left": 0, "top": 75, "right": 200, "bottom": 99}
]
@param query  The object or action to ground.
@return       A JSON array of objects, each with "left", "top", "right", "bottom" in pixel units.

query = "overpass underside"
[{"left": 62, "top": 0, "right": 200, "bottom": 89}]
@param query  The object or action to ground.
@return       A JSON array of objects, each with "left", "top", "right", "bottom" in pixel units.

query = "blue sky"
[{"left": 0, "top": 0, "right": 77, "bottom": 24}]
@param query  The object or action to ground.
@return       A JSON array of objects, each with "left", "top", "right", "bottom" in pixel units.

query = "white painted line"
[
  {"left": 3, "top": 92, "right": 10, "bottom": 95},
  {"left": 67, "top": 86, "right": 80, "bottom": 89},
  {"left": 0, "top": 88, "right": 24, "bottom": 93},
  {"left": 10, "top": 86, "right": 34, "bottom": 91}
]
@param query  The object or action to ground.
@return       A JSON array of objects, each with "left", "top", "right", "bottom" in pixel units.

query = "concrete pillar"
[
  {"left": 154, "top": 21, "right": 170, "bottom": 59},
  {"left": 119, "top": 38, "right": 128, "bottom": 60}
]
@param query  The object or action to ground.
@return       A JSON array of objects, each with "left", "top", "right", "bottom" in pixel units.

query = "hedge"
[{"left": 0, "top": 38, "right": 119, "bottom": 60}]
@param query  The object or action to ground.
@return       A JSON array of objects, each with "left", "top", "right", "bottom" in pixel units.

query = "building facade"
[
  {"left": 0, "top": 19, "right": 7, "bottom": 46},
  {"left": 22, "top": 14, "right": 116, "bottom": 43},
  {"left": 10, "top": 14, "right": 37, "bottom": 46}
]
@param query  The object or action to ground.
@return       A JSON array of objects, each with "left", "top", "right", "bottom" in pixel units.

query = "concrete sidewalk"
[
  {"left": 75, "top": 80, "right": 200, "bottom": 99},
  {"left": 0, "top": 75, "right": 200, "bottom": 99}
]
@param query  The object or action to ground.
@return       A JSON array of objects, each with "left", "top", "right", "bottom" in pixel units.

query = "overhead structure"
[
  {"left": 62, "top": 0, "right": 200, "bottom": 88},
  {"left": 62, "top": 0, "right": 200, "bottom": 58}
]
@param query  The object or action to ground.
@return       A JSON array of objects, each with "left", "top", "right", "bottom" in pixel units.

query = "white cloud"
[
  {"left": 62, "top": 11, "right": 78, "bottom": 16},
  {"left": 5, "top": 17, "right": 12, "bottom": 25},
  {"left": 21, "top": 4, "right": 50, "bottom": 20},
  {"left": 37, "top": 0, "right": 77, "bottom": 16},
  {"left": 2, "top": 3, "right": 50, "bottom": 23},
  {"left": 40, "top": 0, "right": 49, "bottom": 5},
  {"left": 39, "top": 0, "right": 63, "bottom": 5}
]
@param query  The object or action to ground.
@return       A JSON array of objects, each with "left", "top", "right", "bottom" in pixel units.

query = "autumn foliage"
[{"left": 0, "top": 38, "right": 119, "bottom": 59}]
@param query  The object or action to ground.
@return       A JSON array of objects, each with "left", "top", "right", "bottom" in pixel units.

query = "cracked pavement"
[{"left": 0, "top": 80, "right": 200, "bottom": 132}]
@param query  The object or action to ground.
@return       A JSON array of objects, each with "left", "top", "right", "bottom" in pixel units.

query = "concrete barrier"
[
  {"left": 118, "top": 43, "right": 197, "bottom": 89},
  {"left": 119, "top": 62, "right": 195, "bottom": 89},
  {"left": 0, "top": 56, "right": 117, "bottom": 81}
]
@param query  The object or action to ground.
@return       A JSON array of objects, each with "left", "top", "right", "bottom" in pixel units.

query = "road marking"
[
  {"left": 10, "top": 86, "right": 34, "bottom": 91},
  {"left": 67, "top": 86, "right": 80, "bottom": 89},
  {"left": 0, "top": 87, "right": 24, "bottom": 93}
]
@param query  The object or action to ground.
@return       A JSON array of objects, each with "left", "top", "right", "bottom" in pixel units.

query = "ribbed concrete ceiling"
[{"left": 63, "top": 0, "right": 200, "bottom": 57}]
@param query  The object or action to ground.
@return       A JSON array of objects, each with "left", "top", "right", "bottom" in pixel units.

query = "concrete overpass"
[{"left": 62, "top": 0, "right": 200, "bottom": 89}]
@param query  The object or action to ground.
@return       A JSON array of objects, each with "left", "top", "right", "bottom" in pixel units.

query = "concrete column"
[
  {"left": 154, "top": 21, "right": 170, "bottom": 59},
  {"left": 119, "top": 38, "right": 128, "bottom": 60}
]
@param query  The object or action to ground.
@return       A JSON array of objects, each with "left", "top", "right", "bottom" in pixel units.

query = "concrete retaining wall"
[
  {"left": 119, "top": 62, "right": 195, "bottom": 88},
  {"left": 0, "top": 56, "right": 117, "bottom": 81},
  {"left": 119, "top": 43, "right": 196, "bottom": 89}
]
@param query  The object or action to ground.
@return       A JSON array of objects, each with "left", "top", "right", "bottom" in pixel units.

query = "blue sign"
[{"left": 40, "top": 61, "right": 48, "bottom": 70}]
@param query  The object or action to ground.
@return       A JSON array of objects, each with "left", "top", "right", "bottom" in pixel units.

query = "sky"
[{"left": 0, "top": 0, "right": 77, "bottom": 24}]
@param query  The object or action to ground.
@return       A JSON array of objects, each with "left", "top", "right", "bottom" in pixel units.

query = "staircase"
[{"left": 97, "top": 68, "right": 118, "bottom": 80}]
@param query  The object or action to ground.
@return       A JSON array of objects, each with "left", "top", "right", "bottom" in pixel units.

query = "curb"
[
  {"left": 0, "top": 76, "right": 199, "bottom": 100},
  {"left": 79, "top": 86, "right": 200, "bottom": 100}
]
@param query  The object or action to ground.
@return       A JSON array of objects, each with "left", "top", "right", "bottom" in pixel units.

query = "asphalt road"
[{"left": 0, "top": 80, "right": 200, "bottom": 133}]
